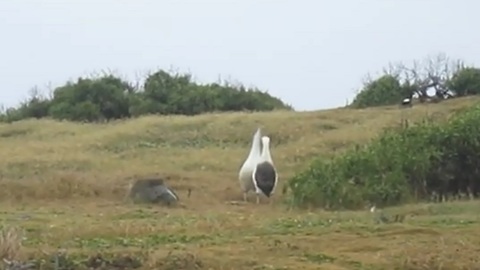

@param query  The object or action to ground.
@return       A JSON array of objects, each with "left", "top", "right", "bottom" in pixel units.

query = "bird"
[
  {"left": 400, "top": 97, "right": 413, "bottom": 107},
  {"left": 128, "top": 178, "right": 179, "bottom": 206},
  {"left": 252, "top": 135, "right": 278, "bottom": 204},
  {"left": 151, "top": 184, "right": 179, "bottom": 206},
  {"left": 238, "top": 127, "right": 263, "bottom": 202}
]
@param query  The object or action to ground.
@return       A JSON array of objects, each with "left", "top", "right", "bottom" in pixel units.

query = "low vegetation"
[
  {"left": 288, "top": 101, "right": 480, "bottom": 209},
  {"left": 3, "top": 54, "right": 480, "bottom": 125},
  {"left": 0, "top": 69, "right": 291, "bottom": 123},
  {"left": 352, "top": 54, "right": 480, "bottom": 108},
  {"left": 1, "top": 96, "right": 480, "bottom": 269}
]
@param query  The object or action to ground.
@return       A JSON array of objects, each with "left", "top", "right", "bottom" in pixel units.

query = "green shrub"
[
  {"left": 351, "top": 56, "right": 480, "bottom": 109},
  {"left": 447, "top": 67, "right": 480, "bottom": 96},
  {"left": 0, "top": 70, "right": 292, "bottom": 123},
  {"left": 288, "top": 103, "right": 480, "bottom": 210},
  {"left": 351, "top": 75, "right": 406, "bottom": 108}
]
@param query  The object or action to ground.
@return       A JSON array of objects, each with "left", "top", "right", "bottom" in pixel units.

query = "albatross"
[
  {"left": 238, "top": 127, "right": 263, "bottom": 202},
  {"left": 252, "top": 135, "right": 278, "bottom": 204}
]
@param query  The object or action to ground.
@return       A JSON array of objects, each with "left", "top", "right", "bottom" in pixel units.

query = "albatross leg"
[
  {"left": 256, "top": 194, "right": 260, "bottom": 204},
  {"left": 243, "top": 192, "right": 248, "bottom": 203}
]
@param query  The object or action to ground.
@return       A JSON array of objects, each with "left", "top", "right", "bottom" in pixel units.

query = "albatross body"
[
  {"left": 252, "top": 136, "right": 278, "bottom": 204},
  {"left": 238, "top": 127, "right": 263, "bottom": 202}
]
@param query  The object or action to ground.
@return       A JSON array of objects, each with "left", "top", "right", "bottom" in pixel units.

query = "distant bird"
[
  {"left": 252, "top": 136, "right": 278, "bottom": 204},
  {"left": 238, "top": 127, "right": 263, "bottom": 202},
  {"left": 401, "top": 97, "right": 413, "bottom": 107}
]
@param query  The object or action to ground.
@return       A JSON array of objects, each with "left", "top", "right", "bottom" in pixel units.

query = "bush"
[
  {"left": 287, "top": 103, "right": 480, "bottom": 210},
  {"left": 351, "top": 55, "right": 480, "bottom": 108},
  {"left": 0, "top": 70, "right": 292, "bottom": 123},
  {"left": 351, "top": 75, "right": 407, "bottom": 108},
  {"left": 48, "top": 76, "right": 134, "bottom": 122},
  {"left": 447, "top": 67, "right": 480, "bottom": 96}
]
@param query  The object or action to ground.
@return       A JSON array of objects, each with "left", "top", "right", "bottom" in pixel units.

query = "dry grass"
[
  {"left": 1, "top": 97, "right": 480, "bottom": 269},
  {"left": 0, "top": 226, "right": 24, "bottom": 261}
]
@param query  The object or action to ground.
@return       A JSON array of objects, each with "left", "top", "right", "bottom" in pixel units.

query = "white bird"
[
  {"left": 252, "top": 136, "right": 278, "bottom": 204},
  {"left": 238, "top": 127, "right": 263, "bottom": 202},
  {"left": 401, "top": 97, "right": 412, "bottom": 107}
]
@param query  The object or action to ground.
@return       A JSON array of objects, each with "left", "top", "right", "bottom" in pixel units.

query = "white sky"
[{"left": 1, "top": 0, "right": 479, "bottom": 111}]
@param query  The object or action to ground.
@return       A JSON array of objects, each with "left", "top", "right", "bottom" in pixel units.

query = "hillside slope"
[
  {"left": 0, "top": 97, "right": 477, "bottom": 203},
  {"left": 1, "top": 97, "right": 479, "bottom": 269}
]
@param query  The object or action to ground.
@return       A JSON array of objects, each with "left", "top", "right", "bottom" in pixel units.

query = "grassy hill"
[{"left": 1, "top": 97, "right": 480, "bottom": 269}]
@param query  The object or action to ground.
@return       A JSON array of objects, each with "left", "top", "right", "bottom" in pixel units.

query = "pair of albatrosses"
[{"left": 238, "top": 127, "right": 278, "bottom": 204}]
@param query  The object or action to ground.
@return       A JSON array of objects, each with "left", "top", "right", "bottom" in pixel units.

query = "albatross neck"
[
  {"left": 260, "top": 140, "right": 272, "bottom": 162},
  {"left": 248, "top": 133, "right": 262, "bottom": 160}
]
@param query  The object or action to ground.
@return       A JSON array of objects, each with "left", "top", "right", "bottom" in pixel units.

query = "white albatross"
[
  {"left": 238, "top": 127, "right": 263, "bottom": 202},
  {"left": 252, "top": 136, "right": 278, "bottom": 204}
]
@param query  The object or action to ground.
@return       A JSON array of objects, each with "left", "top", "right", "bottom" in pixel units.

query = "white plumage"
[
  {"left": 238, "top": 127, "right": 263, "bottom": 202},
  {"left": 401, "top": 97, "right": 412, "bottom": 107},
  {"left": 252, "top": 136, "right": 278, "bottom": 204}
]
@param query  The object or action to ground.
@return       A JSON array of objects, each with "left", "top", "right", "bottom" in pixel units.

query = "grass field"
[{"left": 1, "top": 97, "right": 480, "bottom": 269}]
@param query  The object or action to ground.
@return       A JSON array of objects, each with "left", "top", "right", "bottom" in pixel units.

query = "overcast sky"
[{"left": 0, "top": 0, "right": 478, "bottom": 111}]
